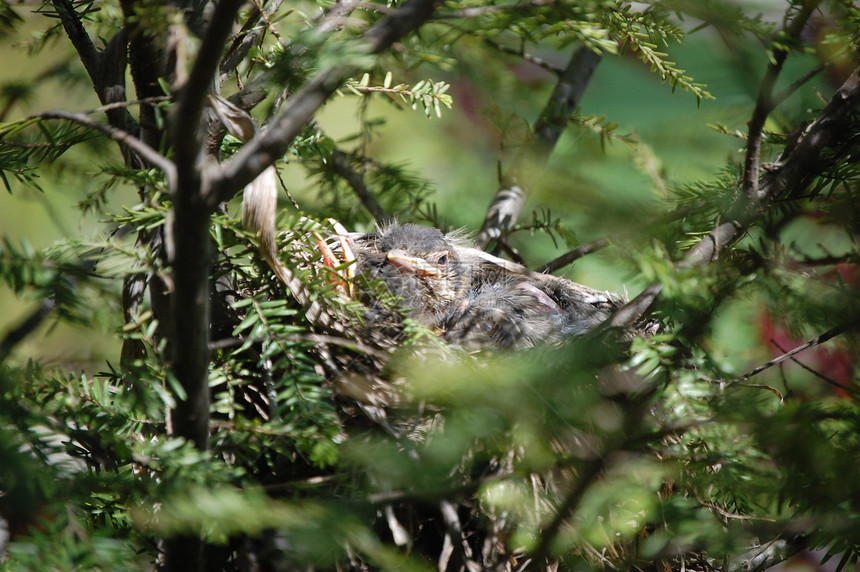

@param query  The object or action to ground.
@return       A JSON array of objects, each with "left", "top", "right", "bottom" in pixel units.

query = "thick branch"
[
  {"left": 727, "top": 537, "right": 809, "bottom": 572},
  {"left": 50, "top": 0, "right": 101, "bottom": 84},
  {"left": 167, "top": 0, "right": 245, "bottom": 463},
  {"left": 476, "top": 45, "right": 602, "bottom": 248},
  {"left": 173, "top": 0, "right": 244, "bottom": 177},
  {"left": 209, "top": 0, "right": 440, "bottom": 207},
  {"left": 52, "top": 0, "right": 140, "bottom": 143}
]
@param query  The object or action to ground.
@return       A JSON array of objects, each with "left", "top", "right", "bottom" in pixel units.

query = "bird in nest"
[{"left": 309, "top": 221, "right": 625, "bottom": 350}]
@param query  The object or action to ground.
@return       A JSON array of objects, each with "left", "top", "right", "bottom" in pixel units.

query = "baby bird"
[
  {"left": 345, "top": 223, "right": 622, "bottom": 348},
  {"left": 351, "top": 223, "right": 469, "bottom": 331}
]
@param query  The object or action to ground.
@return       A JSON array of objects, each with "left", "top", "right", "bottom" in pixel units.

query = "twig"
[
  {"left": 249, "top": 0, "right": 287, "bottom": 48},
  {"left": 210, "top": 0, "right": 441, "bottom": 207},
  {"left": 91, "top": 96, "right": 171, "bottom": 114},
  {"left": 209, "top": 332, "right": 391, "bottom": 361},
  {"left": 743, "top": 0, "right": 821, "bottom": 203},
  {"left": 329, "top": 149, "right": 391, "bottom": 224},
  {"left": 772, "top": 61, "right": 829, "bottom": 109},
  {"left": 30, "top": 111, "right": 176, "bottom": 183},
  {"left": 482, "top": 37, "right": 564, "bottom": 75},
  {"left": 433, "top": 0, "right": 561, "bottom": 19},
  {"left": 477, "top": 45, "right": 602, "bottom": 249},
  {"left": 0, "top": 301, "right": 55, "bottom": 363},
  {"left": 731, "top": 320, "right": 859, "bottom": 386},
  {"left": 536, "top": 238, "right": 609, "bottom": 274},
  {"left": 526, "top": 455, "right": 606, "bottom": 570},
  {"left": 769, "top": 338, "right": 853, "bottom": 394}
]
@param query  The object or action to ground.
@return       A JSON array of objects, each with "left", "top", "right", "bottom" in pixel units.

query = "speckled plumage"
[{"left": 347, "top": 223, "right": 623, "bottom": 348}]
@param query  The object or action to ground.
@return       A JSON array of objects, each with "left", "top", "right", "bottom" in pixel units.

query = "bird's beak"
[{"left": 386, "top": 249, "right": 442, "bottom": 277}]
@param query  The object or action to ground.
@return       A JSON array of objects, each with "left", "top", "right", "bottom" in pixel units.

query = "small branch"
[
  {"left": 91, "top": 96, "right": 170, "bottom": 114},
  {"left": 31, "top": 111, "right": 176, "bottom": 184},
  {"left": 526, "top": 455, "right": 606, "bottom": 570},
  {"left": 249, "top": 0, "right": 287, "bottom": 48},
  {"left": 0, "top": 301, "right": 55, "bottom": 363},
  {"left": 316, "top": 0, "right": 364, "bottom": 34},
  {"left": 477, "top": 45, "right": 602, "bottom": 249},
  {"left": 770, "top": 337, "right": 852, "bottom": 393},
  {"left": 743, "top": 0, "right": 821, "bottom": 202},
  {"left": 536, "top": 238, "right": 609, "bottom": 274},
  {"left": 433, "top": 0, "right": 561, "bottom": 19},
  {"left": 329, "top": 149, "right": 391, "bottom": 224},
  {"left": 482, "top": 37, "right": 564, "bottom": 75},
  {"left": 210, "top": 332, "right": 391, "bottom": 361},
  {"left": 210, "top": 0, "right": 440, "bottom": 207},
  {"left": 731, "top": 320, "right": 859, "bottom": 386},
  {"left": 772, "top": 61, "right": 829, "bottom": 109}
]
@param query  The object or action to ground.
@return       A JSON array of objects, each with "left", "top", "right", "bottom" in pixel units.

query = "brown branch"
[
  {"left": 607, "top": 63, "right": 860, "bottom": 331},
  {"left": 727, "top": 537, "right": 809, "bottom": 572},
  {"left": 167, "top": 0, "right": 246, "bottom": 461},
  {"left": 50, "top": 0, "right": 101, "bottom": 86},
  {"left": 119, "top": 0, "right": 165, "bottom": 154},
  {"left": 526, "top": 455, "right": 606, "bottom": 570},
  {"left": 483, "top": 37, "right": 565, "bottom": 75},
  {"left": 330, "top": 149, "right": 391, "bottom": 224},
  {"left": 770, "top": 338, "right": 851, "bottom": 393},
  {"left": 51, "top": 0, "right": 140, "bottom": 143},
  {"left": 772, "top": 61, "right": 829, "bottom": 109},
  {"left": 433, "top": 0, "right": 561, "bottom": 19},
  {"left": 731, "top": 320, "right": 859, "bottom": 386},
  {"left": 30, "top": 111, "right": 176, "bottom": 182},
  {"left": 209, "top": 0, "right": 441, "bottom": 207},
  {"left": 743, "top": 0, "right": 821, "bottom": 203},
  {"left": 477, "top": 45, "right": 602, "bottom": 249},
  {"left": 536, "top": 238, "right": 609, "bottom": 274},
  {"left": 173, "top": 0, "right": 245, "bottom": 181},
  {"left": 0, "top": 301, "right": 55, "bottom": 363}
]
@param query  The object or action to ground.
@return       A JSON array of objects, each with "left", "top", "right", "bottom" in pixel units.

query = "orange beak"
[{"left": 386, "top": 249, "right": 442, "bottom": 278}]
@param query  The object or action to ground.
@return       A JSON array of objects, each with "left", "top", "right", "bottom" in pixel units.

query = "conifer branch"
[
  {"left": 330, "top": 149, "right": 391, "bottom": 224},
  {"left": 743, "top": 0, "right": 821, "bottom": 203},
  {"left": 209, "top": 0, "right": 441, "bottom": 207},
  {"left": 609, "top": 63, "right": 860, "bottom": 331},
  {"left": 30, "top": 111, "right": 176, "bottom": 182},
  {"left": 476, "top": 45, "right": 602, "bottom": 249}
]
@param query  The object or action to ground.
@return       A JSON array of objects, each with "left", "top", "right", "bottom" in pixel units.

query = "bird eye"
[{"left": 436, "top": 253, "right": 448, "bottom": 266}]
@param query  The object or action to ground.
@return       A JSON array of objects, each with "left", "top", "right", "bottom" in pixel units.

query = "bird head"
[{"left": 360, "top": 224, "right": 468, "bottom": 324}]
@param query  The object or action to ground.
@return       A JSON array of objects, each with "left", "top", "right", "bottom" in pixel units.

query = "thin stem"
[{"left": 31, "top": 111, "right": 176, "bottom": 183}]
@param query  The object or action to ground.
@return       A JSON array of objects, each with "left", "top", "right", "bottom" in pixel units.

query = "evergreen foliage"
[{"left": 0, "top": 0, "right": 859, "bottom": 570}]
